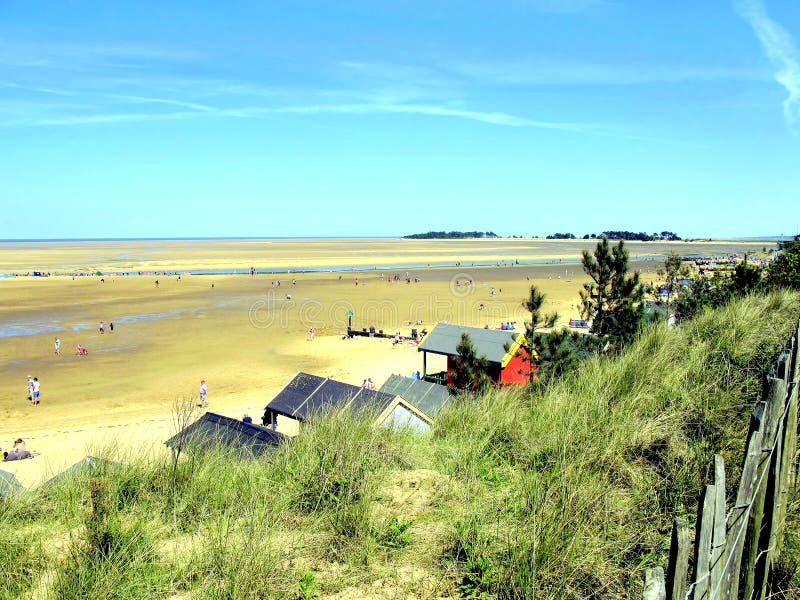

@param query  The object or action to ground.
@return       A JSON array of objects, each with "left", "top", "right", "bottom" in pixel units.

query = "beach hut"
[
  {"left": 417, "top": 323, "right": 531, "bottom": 386},
  {"left": 378, "top": 375, "right": 451, "bottom": 432},
  {"left": 165, "top": 412, "right": 285, "bottom": 458},
  {"left": 263, "top": 372, "right": 424, "bottom": 436},
  {"left": 0, "top": 469, "right": 23, "bottom": 498},
  {"left": 42, "top": 456, "right": 108, "bottom": 488}
]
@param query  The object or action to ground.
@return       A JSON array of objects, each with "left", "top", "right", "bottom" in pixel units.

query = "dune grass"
[{"left": 2, "top": 290, "right": 799, "bottom": 599}]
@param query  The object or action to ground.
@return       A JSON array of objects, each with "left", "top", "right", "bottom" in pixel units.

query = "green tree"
[
  {"left": 579, "top": 237, "right": 645, "bottom": 347},
  {"left": 663, "top": 252, "right": 683, "bottom": 308},
  {"left": 519, "top": 285, "right": 558, "bottom": 383},
  {"left": 449, "top": 333, "right": 491, "bottom": 394},
  {"left": 533, "top": 328, "right": 603, "bottom": 381},
  {"left": 730, "top": 260, "right": 763, "bottom": 295},
  {"left": 768, "top": 235, "right": 800, "bottom": 290}
]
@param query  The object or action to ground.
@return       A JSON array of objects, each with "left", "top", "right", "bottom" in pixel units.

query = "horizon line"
[{"left": 0, "top": 234, "right": 791, "bottom": 243}]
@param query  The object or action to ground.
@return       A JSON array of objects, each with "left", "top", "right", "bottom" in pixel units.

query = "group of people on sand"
[
  {"left": 2, "top": 438, "right": 39, "bottom": 462},
  {"left": 52, "top": 319, "right": 115, "bottom": 358},
  {"left": 362, "top": 378, "right": 375, "bottom": 390}
]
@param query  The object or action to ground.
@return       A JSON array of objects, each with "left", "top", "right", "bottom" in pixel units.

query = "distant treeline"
[
  {"left": 546, "top": 230, "right": 681, "bottom": 241},
  {"left": 404, "top": 231, "right": 499, "bottom": 239}
]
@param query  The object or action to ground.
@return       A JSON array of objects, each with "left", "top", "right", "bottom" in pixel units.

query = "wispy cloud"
[
  {"left": 247, "top": 102, "right": 601, "bottom": 131},
  {"left": 0, "top": 40, "right": 197, "bottom": 71},
  {"left": 1, "top": 111, "right": 199, "bottom": 127},
  {"left": 0, "top": 101, "right": 616, "bottom": 135},
  {"left": 0, "top": 79, "right": 74, "bottom": 96},
  {"left": 108, "top": 94, "right": 216, "bottom": 112},
  {"left": 736, "top": 0, "right": 800, "bottom": 128},
  {"left": 0, "top": 40, "right": 645, "bottom": 137},
  {"left": 449, "top": 59, "right": 768, "bottom": 86}
]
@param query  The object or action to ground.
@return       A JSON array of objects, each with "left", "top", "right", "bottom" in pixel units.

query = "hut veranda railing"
[{"left": 644, "top": 318, "right": 800, "bottom": 600}]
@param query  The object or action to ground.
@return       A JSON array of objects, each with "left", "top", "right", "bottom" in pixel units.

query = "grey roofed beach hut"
[
  {"left": 165, "top": 412, "right": 285, "bottom": 458},
  {"left": 0, "top": 468, "right": 23, "bottom": 498},
  {"left": 417, "top": 322, "right": 530, "bottom": 386},
  {"left": 378, "top": 374, "right": 450, "bottom": 430},
  {"left": 42, "top": 456, "right": 108, "bottom": 488},
  {"left": 263, "top": 372, "right": 424, "bottom": 436}
]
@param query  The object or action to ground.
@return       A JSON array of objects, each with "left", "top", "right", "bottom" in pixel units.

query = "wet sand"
[{"left": 0, "top": 238, "right": 771, "bottom": 485}]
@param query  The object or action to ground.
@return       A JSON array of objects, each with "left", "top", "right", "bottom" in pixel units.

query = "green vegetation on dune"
[{"left": 2, "top": 291, "right": 799, "bottom": 599}]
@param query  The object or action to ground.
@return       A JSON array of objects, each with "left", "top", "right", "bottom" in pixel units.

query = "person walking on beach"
[
  {"left": 198, "top": 380, "right": 208, "bottom": 407},
  {"left": 27, "top": 375, "right": 34, "bottom": 401},
  {"left": 54, "top": 337, "right": 61, "bottom": 355},
  {"left": 109, "top": 322, "right": 114, "bottom": 333},
  {"left": 31, "top": 377, "right": 40, "bottom": 405},
  {"left": 99, "top": 321, "right": 105, "bottom": 334},
  {"left": 308, "top": 327, "right": 315, "bottom": 341}
]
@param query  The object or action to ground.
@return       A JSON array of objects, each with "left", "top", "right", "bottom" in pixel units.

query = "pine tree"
[
  {"left": 520, "top": 285, "right": 558, "bottom": 383},
  {"left": 579, "top": 237, "right": 645, "bottom": 347},
  {"left": 769, "top": 235, "right": 800, "bottom": 290},
  {"left": 449, "top": 333, "right": 491, "bottom": 393}
]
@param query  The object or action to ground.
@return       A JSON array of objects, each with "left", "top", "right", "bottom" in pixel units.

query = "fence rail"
[{"left": 644, "top": 318, "right": 800, "bottom": 600}]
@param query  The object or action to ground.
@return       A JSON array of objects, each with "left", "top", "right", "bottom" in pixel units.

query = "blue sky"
[{"left": 1, "top": 0, "right": 799, "bottom": 239}]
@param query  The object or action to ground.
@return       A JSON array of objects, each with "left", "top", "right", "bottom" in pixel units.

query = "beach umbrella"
[
  {"left": 95, "top": 271, "right": 103, "bottom": 276},
  {"left": 0, "top": 469, "right": 23, "bottom": 497}
]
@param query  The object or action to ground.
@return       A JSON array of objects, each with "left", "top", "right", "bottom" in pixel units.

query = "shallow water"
[
  {"left": 0, "top": 321, "right": 62, "bottom": 339},
  {"left": 0, "top": 253, "right": 706, "bottom": 278},
  {"left": 2, "top": 309, "right": 190, "bottom": 339}
]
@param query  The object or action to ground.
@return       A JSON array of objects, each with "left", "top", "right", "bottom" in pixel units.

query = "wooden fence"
[{"left": 645, "top": 318, "right": 800, "bottom": 600}]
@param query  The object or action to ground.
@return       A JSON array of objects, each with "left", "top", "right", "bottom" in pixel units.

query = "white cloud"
[
  {"left": 736, "top": 0, "right": 800, "bottom": 127},
  {"left": 0, "top": 100, "right": 614, "bottom": 135},
  {"left": 0, "top": 80, "right": 74, "bottom": 96},
  {"left": 450, "top": 59, "right": 768, "bottom": 86},
  {"left": 108, "top": 94, "right": 216, "bottom": 112}
]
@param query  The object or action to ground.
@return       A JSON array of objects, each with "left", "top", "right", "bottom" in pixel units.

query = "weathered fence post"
[
  {"left": 644, "top": 567, "right": 667, "bottom": 600},
  {"left": 666, "top": 518, "right": 689, "bottom": 600},
  {"left": 653, "top": 320, "right": 800, "bottom": 600},
  {"left": 709, "top": 455, "right": 726, "bottom": 597},
  {"left": 693, "top": 484, "right": 716, "bottom": 599},
  {"left": 741, "top": 375, "right": 786, "bottom": 600},
  {"left": 760, "top": 349, "right": 798, "bottom": 597},
  {"left": 756, "top": 392, "right": 786, "bottom": 598},
  {"left": 724, "top": 401, "right": 765, "bottom": 600}
]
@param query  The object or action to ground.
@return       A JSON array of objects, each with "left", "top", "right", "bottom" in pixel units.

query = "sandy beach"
[{"left": 0, "top": 238, "right": 770, "bottom": 486}]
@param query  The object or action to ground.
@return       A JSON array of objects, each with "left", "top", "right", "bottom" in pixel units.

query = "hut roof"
[
  {"left": 164, "top": 412, "right": 284, "bottom": 456},
  {"left": 0, "top": 469, "right": 23, "bottom": 497},
  {"left": 266, "top": 372, "right": 397, "bottom": 421},
  {"left": 417, "top": 323, "right": 525, "bottom": 367},
  {"left": 378, "top": 375, "right": 450, "bottom": 420},
  {"left": 42, "top": 456, "right": 109, "bottom": 488}
]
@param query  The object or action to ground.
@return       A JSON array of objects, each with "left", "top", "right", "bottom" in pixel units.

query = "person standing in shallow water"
[{"left": 54, "top": 337, "right": 61, "bottom": 355}]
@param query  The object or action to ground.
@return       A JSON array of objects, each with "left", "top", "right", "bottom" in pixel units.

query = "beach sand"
[{"left": 0, "top": 238, "right": 769, "bottom": 485}]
